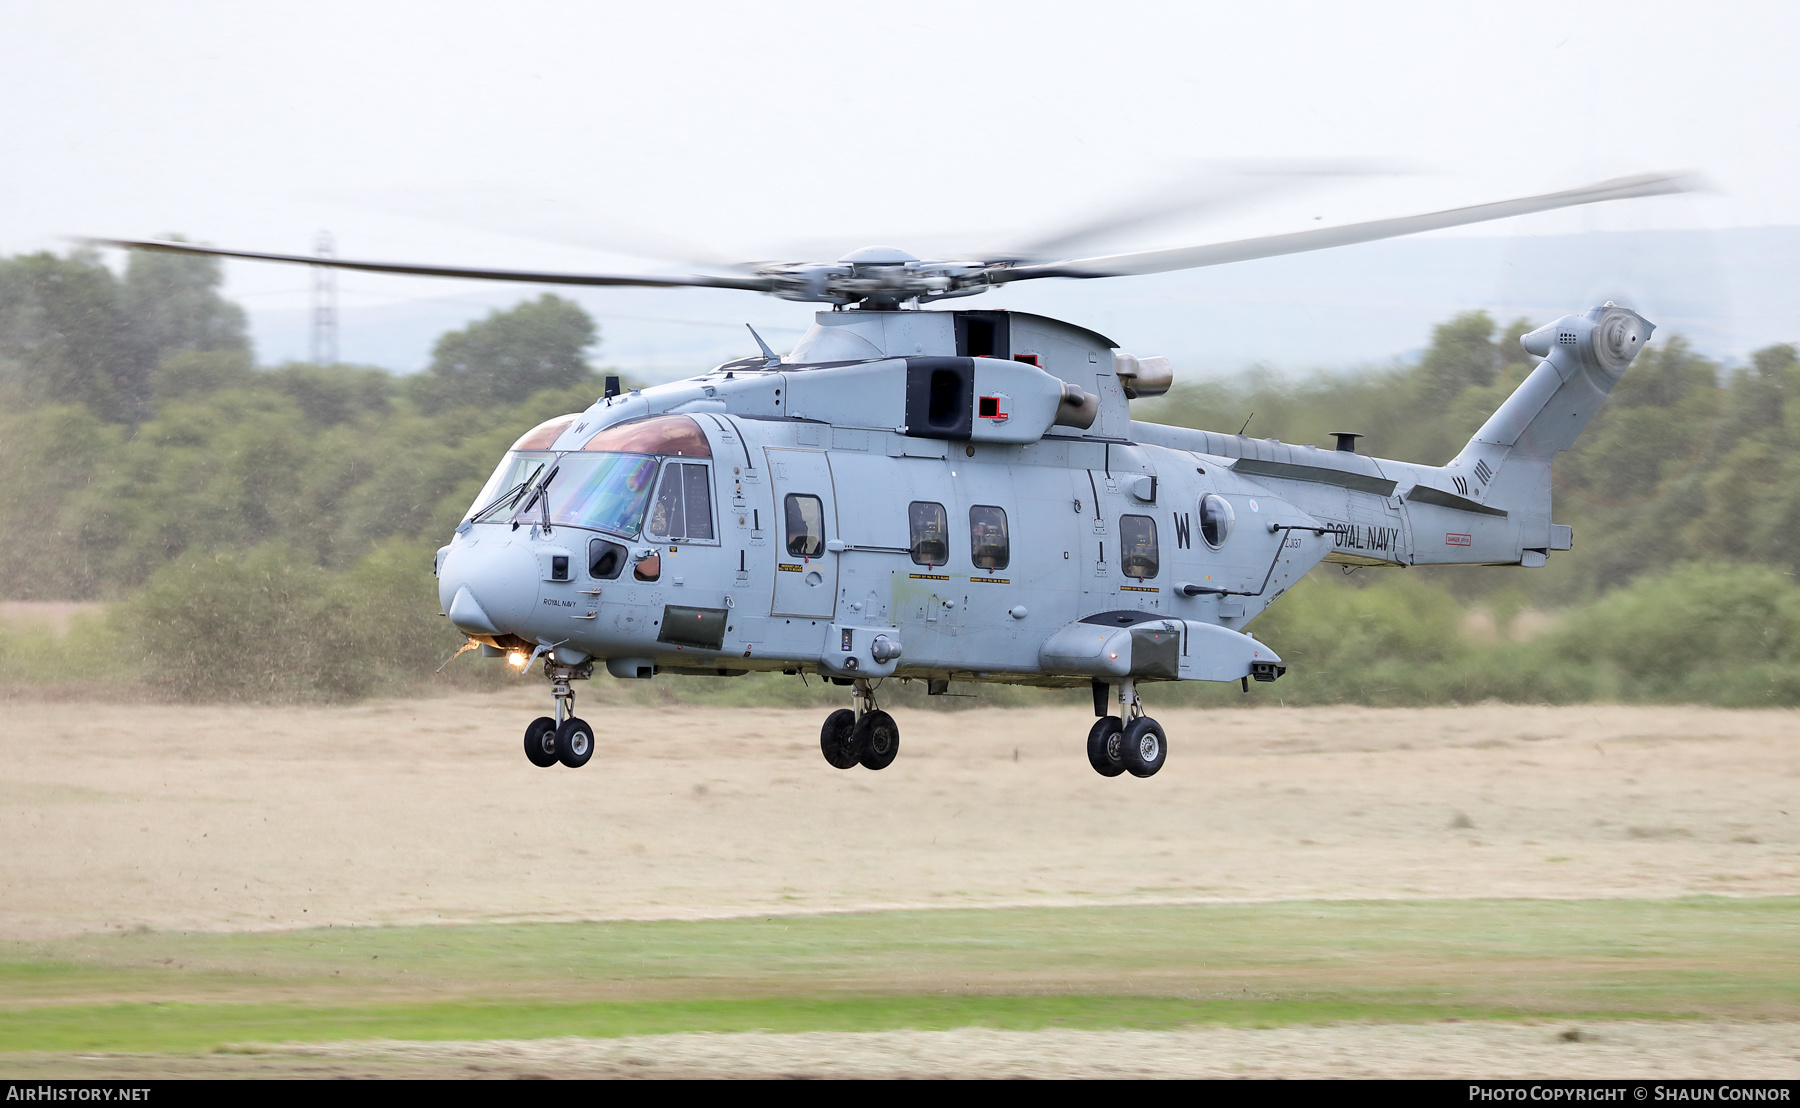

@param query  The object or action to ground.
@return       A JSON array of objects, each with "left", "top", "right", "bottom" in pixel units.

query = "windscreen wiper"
[
  {"left": 514, "top": 464, "right": 561, "bottom": 534},
  {"left": 470, "top": 464, "right": 545, "bottom": 524}
]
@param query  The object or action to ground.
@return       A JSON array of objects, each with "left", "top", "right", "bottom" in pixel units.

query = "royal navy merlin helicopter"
[{"left": 95, "top": 171, "right": 1686, "bottom": 778}]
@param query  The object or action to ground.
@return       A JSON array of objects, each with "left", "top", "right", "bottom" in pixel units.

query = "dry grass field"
[{"left": 2, "top": 692, "right": 1797, "bottom": 1077}]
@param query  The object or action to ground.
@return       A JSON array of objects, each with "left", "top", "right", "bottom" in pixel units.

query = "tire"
[
  {"left": 523, "top": 716, "right": 559, "bottom": 768},
  {"left": 555, "top": 716, "right": 595, "bottom": 768},
  {"left": 820, "top": 708, "right": 862, "bottom": 769},
  {"left": 1121, "top": 716, "right": 1167, "bottom": 778},
  {"left": 856, "top": 710, "right": 900, "bottom": 770},
  {"left": 1086, "top": 716, "right": 1125, "bottom": 777}
]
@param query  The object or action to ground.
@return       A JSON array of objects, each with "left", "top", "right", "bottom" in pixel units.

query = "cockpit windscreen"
[
  {"left": 466, "top": 414, "right": 709, "bottom": 534},
  {"left": 543, "top": 453, "right": 661, "bottom": 536}
]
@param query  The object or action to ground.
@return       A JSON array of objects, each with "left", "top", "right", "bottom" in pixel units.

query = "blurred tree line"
[
  {"left": 0, "top": 247, "right": 611, "bottom": 699},
  {"left": 2, "top": 243, "right": 1797, "bottom": 704},
  {"left": 0, "top": 248, "right": 606, "bottom": 599}
]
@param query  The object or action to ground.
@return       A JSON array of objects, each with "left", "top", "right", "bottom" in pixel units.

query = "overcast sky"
[{"left": 3, "top": 1, "right": 1795, "bottom": 372}]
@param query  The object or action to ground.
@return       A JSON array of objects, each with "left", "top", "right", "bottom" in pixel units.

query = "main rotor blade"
[
  {"left": 80, "top": 237, "right": 779, "bottom": 292},
  {"left": 1003, "top": 158, "right": 1398, "bottom": 262},
  {"left": 994, "top": 172, "right": 1701, "bottom": 282}
]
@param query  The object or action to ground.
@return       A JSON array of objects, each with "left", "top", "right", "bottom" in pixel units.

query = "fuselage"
[{"left": 436, "top": 304, "right": 1633, "bottom": 688}]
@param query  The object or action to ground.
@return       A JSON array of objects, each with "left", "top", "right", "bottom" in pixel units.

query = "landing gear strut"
[
  {"left": 1087, "top": 678, "right": 1165, "bottom": 779},
  {"left": 522, "top": 658, "right": 595, "bottom": 768},
  {"left": 819, "top": 677, "right": 899, "bottom": 771}
]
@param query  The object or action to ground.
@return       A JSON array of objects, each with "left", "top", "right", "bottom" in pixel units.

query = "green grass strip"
[
  {"left": 0, "top": 995, "right": 1686, "bottom": 1055},
  {"left": 1, "top": 897, "right": 1793, "bottom": 1053}
]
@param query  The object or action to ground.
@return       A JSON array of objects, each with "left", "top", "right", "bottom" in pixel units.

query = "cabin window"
[
  {"left": 909, "top": 501, "right": 949, "bottom": 566},
  {"left": 1120, "top": 514, "right": 1159, "bottom": 580},
  {"left": 589, "top": 538, "right": 627, "bottom": 579},
  {"left": 1199, "top": 493, "right": 1235, "bottom": 548},
  {"left": 785, "top": 493, "right": 825, "bottom": 557},
  {"left": 970, "top": 505, "right": 1009, "bottom": 571},
  {"left": 646, "top": 462, "right": 715, "bottom": 541}
]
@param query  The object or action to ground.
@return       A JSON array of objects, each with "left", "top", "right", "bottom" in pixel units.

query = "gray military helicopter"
[{"left": 95, "top": 171, "right": 1684, "bottom": 778}]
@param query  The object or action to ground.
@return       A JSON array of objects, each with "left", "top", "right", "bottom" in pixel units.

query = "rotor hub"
[
  {"left": 837, "top": 245, "right": 919, "bottom": 266},
  {"left": 758, "top": 247, "right": 997, "bottom": 307}
]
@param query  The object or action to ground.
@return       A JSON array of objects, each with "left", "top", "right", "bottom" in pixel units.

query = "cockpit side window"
[
  {"left": 969, "top": 505, "right": 1009, "bottom": 571},
  {"left": 681, "top": 463, "right": 714, "bottom": 540},
  {"left": 589, "top": 538, "right": 627, "bottom": 579},
  {"left": 909, "top": 501, "right": 948, "bottom": 566},
  {"left": 646, "top": 462, "right": 715, "bottom": 542},
  {"left": 785, "top": 493, "right": 825, "bottom": 557},
  {"left": 648, "top": 467, "right": 685, "bottom": 538},
  {"left": 1120, "top": 514, "right": 1159, "bottom": 580}
]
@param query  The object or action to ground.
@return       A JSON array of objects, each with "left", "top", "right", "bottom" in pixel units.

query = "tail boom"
[{"left": 1409, "top": 303, "right": 1654, "bottom": 566}]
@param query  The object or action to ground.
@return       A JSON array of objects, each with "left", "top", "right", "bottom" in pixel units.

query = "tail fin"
[
  {"left": 1460, "top": 304, "right": 1655, "bottom": 463},
  {"left": 1421, "top": 305, "right": 1653, "bottom": 564}
]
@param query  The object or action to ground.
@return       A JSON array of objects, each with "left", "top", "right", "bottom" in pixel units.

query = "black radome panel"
[{"left": 657, "top": 605, "right": 729, "bottom": 651}]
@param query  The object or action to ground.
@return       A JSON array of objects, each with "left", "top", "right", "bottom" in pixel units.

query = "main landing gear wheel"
[
  {"left": 555, "top": 716, "right": 595, "bottom": 768},
  {"left": 820, "top": 708, "right": 862, "bottom": 769},
  {"left": 856, "top": 710, "right": 899, "bottom": 771},
  {"left": 1087, "top": 716, "right": 1126, "bottom": 777},
  {"left": 1121, "top": 716, "right": 1166, "bottom": 778},
  {"left": 523, "top": 716, "right": 559, "bottom": 768}
]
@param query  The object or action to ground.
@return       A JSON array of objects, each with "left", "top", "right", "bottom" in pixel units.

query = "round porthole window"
[{"left": 1199, "top": 493, "right": 1235, "bottom": 548}]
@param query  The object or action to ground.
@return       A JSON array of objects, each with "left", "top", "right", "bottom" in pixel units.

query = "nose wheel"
[
  {"left": 554, "top": 716, "right": 595, "bottom": 768},
  {"left": 1087, "top": 679, "right": 1165, "bottom": 779},
  {"left": 520, "top": 658, "right": 597, "bottom": 768},
  {"left": 820, "top": 679, "right": 899, "bottom": 770}
]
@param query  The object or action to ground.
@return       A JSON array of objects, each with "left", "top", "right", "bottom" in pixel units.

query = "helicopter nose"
[{"left": 438, "top": 535, "right": 540, "bottom": 637}]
